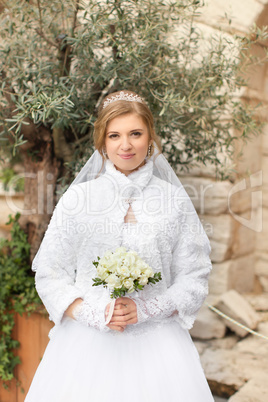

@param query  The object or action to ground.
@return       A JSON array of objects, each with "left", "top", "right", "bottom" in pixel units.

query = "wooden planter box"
[{"left": 0, "top": 310, "right": 53, "bottom": 402}]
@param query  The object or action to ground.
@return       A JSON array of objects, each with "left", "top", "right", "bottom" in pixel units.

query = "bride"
[{"left": 25, "top": 90, "right": 215, "bottom": 401}]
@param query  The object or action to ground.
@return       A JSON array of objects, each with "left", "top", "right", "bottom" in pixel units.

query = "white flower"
[
  {"left": 96, "top": 265, "right": 109, "bottom": 280},
  {"left": 98, "top": 256, "right": 117, "bottom": 273},
  {"left": 116, "top": 264, "right": 130, "bottom": 278},
  {"left": 144, "top": 267, "right": 154, "bottom": 278},
  {"left": 128, "top": 250, "right": 138, "bottom": 259},
  {"left": 123, "top": 253, "right": 137, "bottom": 267},
  {"left": 131, "top": 267, "right": 141, "bottom": 279},
  {"left": 139, "top": 275, "right": 149, "bottom": 286},
  {"left": 123, "top": 278, "right": 134, "bottom": 290},
  {"left": 106, "top": 259, "right": 118, "bottom": 273},
  {"left": 105, "top": 274, "right": 121, "bottom": 289},
  {"left": 136, "top": 260, "right": 147, "bottom": 271},
  {"left": 103, "top": 250, "right": 113, "bottom": 259},
  {"left": 93, "top": 247, "right": 159, "bottom": 298}
]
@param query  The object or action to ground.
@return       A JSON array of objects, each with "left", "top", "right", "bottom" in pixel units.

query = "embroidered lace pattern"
[{"left": 72, "top": 298, "right": 109, "bottom": 332}]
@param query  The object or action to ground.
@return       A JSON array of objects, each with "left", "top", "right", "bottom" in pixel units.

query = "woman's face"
[{"left": 105, "top": 113, "right": 152, "bottom": 176}]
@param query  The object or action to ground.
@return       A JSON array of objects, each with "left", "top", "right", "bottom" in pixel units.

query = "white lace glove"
[
  {"left": 73, "top": 299, "right": 109, "bottom": 332},
  {"left": 134, "top": 294, "right": 177, "bottom": 324}
]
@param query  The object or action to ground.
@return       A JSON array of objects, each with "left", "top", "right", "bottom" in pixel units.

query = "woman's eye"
[{"left": 108, "top": 132, "right": 141, "bottom": 139}]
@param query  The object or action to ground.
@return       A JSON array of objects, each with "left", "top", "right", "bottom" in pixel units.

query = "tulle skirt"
[{"left": 25, "top": 318, "right": 214, "bottom": 402}]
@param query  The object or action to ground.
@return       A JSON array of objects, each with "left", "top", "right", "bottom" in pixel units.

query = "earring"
[{"left": 148, "top": 144, "right": 152, "bottom": 157}]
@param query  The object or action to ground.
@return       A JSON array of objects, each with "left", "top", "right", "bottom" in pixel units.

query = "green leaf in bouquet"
[
  {"left": 110, "top": 285, "right": 129, "bottom": 299},
  {"left": 92, "top": 277, "right": 105, "bottom": 287},
  {"left": 148, "top": 272, "right": 162, "bottom": 284}
]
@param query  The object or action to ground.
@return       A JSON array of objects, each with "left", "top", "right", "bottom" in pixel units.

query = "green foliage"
[
  {"left": 0, "top": 0, "right": 267, "bottom": 179},
  {"left": 92, "top": 271, "right": 162, "bottom": 299},
  {"left": 0, "top": 167, "right": 24, "bottom": 192},
  {"left": 0, "top": 214, "right": 41, "bottom": 383}
]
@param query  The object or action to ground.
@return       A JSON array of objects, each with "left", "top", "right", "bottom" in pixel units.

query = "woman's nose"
[{"left": 120, "top": 136, "right": 132, "bottom": 150}]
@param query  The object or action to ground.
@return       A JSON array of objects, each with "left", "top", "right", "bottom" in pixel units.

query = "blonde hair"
[{"left": 93, "top": 90, "right": 162, "bottom": 169}]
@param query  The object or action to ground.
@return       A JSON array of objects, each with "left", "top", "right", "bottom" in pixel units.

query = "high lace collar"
[{"left": 104, "top": 157, "right": 154, "bottom": 197}]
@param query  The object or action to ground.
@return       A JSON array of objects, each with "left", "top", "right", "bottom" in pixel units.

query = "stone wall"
[
  {"left": 188, "top": 0, "right": 268, "bottom": 299},
  {"left": 187, "top": 1, "right": 268, "bottom": 400}
]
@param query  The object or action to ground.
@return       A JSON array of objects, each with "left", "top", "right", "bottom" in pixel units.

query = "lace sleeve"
[
  {"left": 72, "top": 295, "right": 110, "bottom": 332},
  {"left": 135, "top": 205, "right": 212, "bottom": 330},
  {"left": 32, "top": 204, "right": 82, "bottom": 326}
]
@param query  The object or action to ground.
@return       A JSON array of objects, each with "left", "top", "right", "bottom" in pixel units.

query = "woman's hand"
[
  {"left": 105, "top": 297, "right": 138, "bottom": 332},
  {"left": 64, "top": 298, "right": 84, "bottom": 319},
  {"left": 105, "top": 302, "right": 126, "bottom": 332}
]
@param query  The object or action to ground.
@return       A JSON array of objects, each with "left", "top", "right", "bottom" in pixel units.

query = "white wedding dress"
[{"left": 25, "top": 158, "right": 215, "bottom": 402}]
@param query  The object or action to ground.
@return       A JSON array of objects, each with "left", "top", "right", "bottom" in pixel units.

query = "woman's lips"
[{"left": 119, "top": 154, "right": 135, "bottom": 159}]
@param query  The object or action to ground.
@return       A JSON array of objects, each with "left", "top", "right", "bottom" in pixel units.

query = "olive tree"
[{"left": 0, "top": 0, "right": 266, "bottom": 256}]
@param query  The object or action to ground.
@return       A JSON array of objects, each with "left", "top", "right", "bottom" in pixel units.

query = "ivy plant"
[{"left": 0, "top": 213, "right": 41, "bottom": 385}]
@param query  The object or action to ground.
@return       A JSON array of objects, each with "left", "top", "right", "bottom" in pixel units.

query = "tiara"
[{"left": 102, "top": 91, "right": 144, "bottom": 109}]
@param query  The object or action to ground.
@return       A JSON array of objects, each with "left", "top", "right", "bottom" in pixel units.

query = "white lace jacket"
[{"left": 33, "top": 157, "right": 212, "bottom": 335}]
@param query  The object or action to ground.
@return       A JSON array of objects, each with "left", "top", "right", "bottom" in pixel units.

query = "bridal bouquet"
[{"left": 92, "top": 246, "right": 162, "bottom": 299}]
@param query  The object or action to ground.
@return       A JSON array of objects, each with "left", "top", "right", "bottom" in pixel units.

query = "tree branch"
[
  {"left": 110, "top": 24, "right": 121, "bottom": 61},
  {"left": 52, "top": 127, "right": 73, "bottom": 162},
  {"left": 71, "top": 0, "right": 79, "bottom": 37},
  {"left": 36, "top": 0, "right": 58, "bottom": 48},
  {"left": 1, "top": 71, "right": 52, "bottom": 144}
]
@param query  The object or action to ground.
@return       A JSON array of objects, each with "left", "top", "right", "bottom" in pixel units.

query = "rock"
[
  {"left": 209, "top": 261, "right": 232, "bottom": 294},
  {"left": 262, "top": 156, "right": 268, "bottom": 186},
  {"left": 262, "top": 188, "right": 268, "bottom": 208},
  {"left": 229, "top": 375, "right": 268, "bottom": 402},
  {"left": 256, "top": 209, "right": 268, "bottom": 253},
  {"left": 213, "top": 290, "right": 260, "bottom": 337},
  {"left": 190, "top": 304, "right": 226, "bottom": 339},
  {"left": 199, "top": 0, "right": 264, "bottom": 34},
  {"left": 258, "top": 311, "right": 268, "bottom": 322},
  {"left": 231, "top": 218, "right": 256, "bottom": 258},
  {"left": 234, "top": 330, "right": 268, "bottom": 358},
  {"left": 179, "top": 177, "right": 232, "bottom": 215},
  {"left": 235, "top": 134, "right": 262, "bottom": 175},
  {"left": 209, "top": 256, "right": 255, "bottom": 294},
  {"left": 258, "top": 321, "right": 268, "bottom": 335},
  {"left": 210, "top": 239, "right": 231, "bottom": 263},
  {"left": 245, "top": 294, "right": 268, "bottom": 311},
  {"left": 259, "top": 276, "right": 268, "bottom": 292},
  {"left": 229, "top": 254, "right": 255, "bottom": 293},
  {"left": 192, "top": 340, "right": 209, "bottom": 355},
  {"left": 201, "top": 349, "right": 246, "bottom": 398},
  {"left": 228, "top": 186, "right": 257, "bottom": 215},
  {"left": 202, "top": 214, "right": 235, "bottom": 244},
  {"left": 263, "top": 124, "right": 268, "bottom": 156},
  {"left": 201, "top": 348, "right": 268, "bottom": 398},
  {"left": 202, "top": 214, "right": 244, "bottom": 263},
  {"left": 208, "top": 335, "right": 239, "bottom": 350},
  {"left": 255, "top": 258, "right": 268, "bottom": 277}
]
